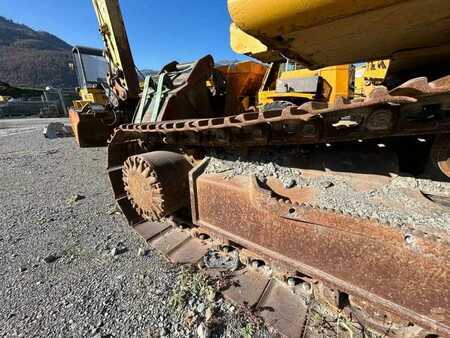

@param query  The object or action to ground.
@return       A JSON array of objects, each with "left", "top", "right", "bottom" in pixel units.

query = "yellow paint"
[
  {"left": 230, "top": 23, "right": 274, "bottom": 62},
  {"left": 259, "top": 64, "right": 352, "bottom": 105},
  {"left": 228, "top": 0, "right": 450, "bottom": 69},
  {"left": 355, "top": 60, "right": 390, "bottom": 97},
  {"left": 354, "top": 64, "right": 367, "bottom": 98},
  {"left": 72, "top": 88, "right": 107, "bottom": 110},
  {"left": 91, "top": 0, "right": 139, "bottom": 99},
  {"left": 0, "top": 95, "right": 10, "bottom": 103},
  {"left": 365, "top": 60, "right": 390, "bottom": 83},
  {"left": 228, "top": 0, "right": 405, "bottom": 34},
  {"left": 93, "top": 0, "right": 126, "bottom": 76}
]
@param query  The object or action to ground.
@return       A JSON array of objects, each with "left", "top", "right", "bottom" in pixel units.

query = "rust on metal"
[
  {"left": 191, "top": 174, "right": 450, "bottom": 336},
  {"left": 431, "top": 133, "right": 450, "bottom": 178},
  {"left": 257, "top": 279, "right": 309, "bottom": 337},
  {"left": 220, "top": 268, "right": 271, "bottom": 308},
  {"left": 68, "top": 107, "right": 115, "bottom": 147},
  {"left": 122, "top": 151, "right": 193, "bottom": 220},
  {"left": 105, "top": 73, "right": 450, "bottom": 337},
  {"left": 110, "top": 75, "right": 450, "bottom": 177}
]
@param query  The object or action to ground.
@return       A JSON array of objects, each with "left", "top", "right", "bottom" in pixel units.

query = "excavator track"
[
  {"left": 115, "top": 76, "right": 450, "bottom": 152},
  {"left": 107, "top": 76, "right": 450, "bottom": 337}
]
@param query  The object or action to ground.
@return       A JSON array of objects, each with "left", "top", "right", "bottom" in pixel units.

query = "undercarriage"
[{"left": 106, "top": 74, "right": 450, "bottom": 337}]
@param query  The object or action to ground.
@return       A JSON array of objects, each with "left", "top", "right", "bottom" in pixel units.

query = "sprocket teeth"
[
  {"left": 122, "top": 155, "right": 166, "bottom": 222},
  {"left": 142, "top": 167, "right": 151, "bottom": 178}
]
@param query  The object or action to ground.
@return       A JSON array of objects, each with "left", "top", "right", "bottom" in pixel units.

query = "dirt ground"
[{"left": 0, "top": 120, "right": 273, "bottom": 337}]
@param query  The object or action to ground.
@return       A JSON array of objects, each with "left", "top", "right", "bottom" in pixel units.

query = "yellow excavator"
[
  {"left": 69, "top": 0, "right": 365, "bottom": 148},
  {"left": 68, "top": 0, "right": 140, "bottom": 147},
  {"left": 84, "top": 0, "right": 450, "bottom": 336},
  {"left": 71, "top": 46, "right": 108, "bottom": 109},
  {"left": 69, "top": 0, "right": 268, "bottom": 148}
]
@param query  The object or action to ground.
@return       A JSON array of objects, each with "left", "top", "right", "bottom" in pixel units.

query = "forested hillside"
[{"left": 0, "top": 16, "right": 77, "bottom": 89}]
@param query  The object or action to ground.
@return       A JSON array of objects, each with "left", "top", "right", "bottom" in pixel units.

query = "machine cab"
[{"left": 72, "top": 46, "right": 108, "bottom": 90}]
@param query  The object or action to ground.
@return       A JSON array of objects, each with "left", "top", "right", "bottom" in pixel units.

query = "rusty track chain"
[
  {"left": 110, "top": 76, "right": 450, "bottom": 150},
  {"left": 106, "top": 75, "right": 450, "bottom": 337}
]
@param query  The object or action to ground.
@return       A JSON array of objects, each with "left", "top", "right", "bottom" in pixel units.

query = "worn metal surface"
[
  {"left": 108, "top": 156, "right": 450, "bottom": 336},
  {"left": 105, "top": 74, "right": 450, "bottom": 336},
  {"left": 257, "top": 279, "right": 309, "bottom": 337},
  {"left": 192, "top": 174, "right": 450, "bottom": 336},
  {"left": 125, "top": 218, "right": 312, "bottom": 336},
  {"left": 113, "top": 75, "right": 450, "bottom": 177},
  {"left": 122, "top": 151, "right": 193, "bottom": 220},
  {"left": 68, "top": 107, "right": 115, "bottom": 147},
  {"left": 228, "top": 0, "right": 450, "bottom": 70},
  {"left": 137, "top": 56, "right": 220, "bottom": 124},
  {"left": 431, "top": 133, "right": 450, "bottom": 178},
  {"left": 221, "top": 268, "right": 271, "bottom": 308},
  {"left": 91, "top": 0, "right": 140, "bottom": 103}
]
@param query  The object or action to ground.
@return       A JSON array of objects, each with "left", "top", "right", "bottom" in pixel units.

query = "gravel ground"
[{"left": 0, "top": 125, "right": 272, "bottom": 338}]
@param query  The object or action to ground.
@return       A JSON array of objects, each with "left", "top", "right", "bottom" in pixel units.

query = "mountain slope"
[{"left": 0, "top": 16, "right": 77, "bottom": 89}]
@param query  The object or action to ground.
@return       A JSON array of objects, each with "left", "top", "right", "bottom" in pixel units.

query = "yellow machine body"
[
  {"left": 354, "top": 60, "right": 391, "bottom": 98},
  {"left": 72, "top": 88, "right": 107, "bottom": 110},
  {"left": 259, "top": 64, "right": 353, "bottom": 106},
  {"left": 230, "top": 24, "right": 277, "bottom": 63},
  {"left": 228, "top": 0, "right": 450, "bottom": 70},
  {"left": 91, "top": 0, "right": 140, "bottom": 101}
]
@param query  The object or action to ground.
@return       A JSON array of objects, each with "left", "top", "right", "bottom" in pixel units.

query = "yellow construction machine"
[
  {"left": 233, "top": 22, "right": 392, "bottom": 111},
  {"left": 85, "top": 0, "right": 450, "bottom": 336},
  {"left": 69, "top": 46, "right": 111, "bottom": 146},
  {"left": 258, "top": 62, "right": 354, "bottom": 109},
  {"left": 231, "top": 26, "right": 355, "bottom": 109},
  {"left": 69, "top": 0, "right": 267, "bottom": 147},
  {"left": 71, "top": 46, "right": 108, "bottom": 109},
  {"left": 68, "top": 0, "right": 140, "bottom": 147}
]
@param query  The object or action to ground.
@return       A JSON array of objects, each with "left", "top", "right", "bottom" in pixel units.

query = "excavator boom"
[
  {"left": 69, "top": 0, "right": 141, "bottom": 147},
  {"left": 91, "top": 0, "right": 139, "bottom": 104}
]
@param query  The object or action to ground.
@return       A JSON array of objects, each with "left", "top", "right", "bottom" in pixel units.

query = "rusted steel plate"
[
  {"left": 133, "top": 221, "right": 171, "bottom": 241},
  {"left": 149, "top": 228, "right": 191, "bottom": 255},
  {"left": 167, "top": 237, "right": 211, "bottom": 264},
  {"left": 192, "top": 174, "right": 450, "bottom": 336},
  {"left": 431, "top": 133, "right": 450, "bottom": 178},
  {"left": 256, "top": 280, "right": 308, "bottom": 337},
  {"left": 221, "top": 268, "right": 271, "bottom": 308},
  {"left": 68, "top": 108, "right": 113, "bottom": 147}
]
